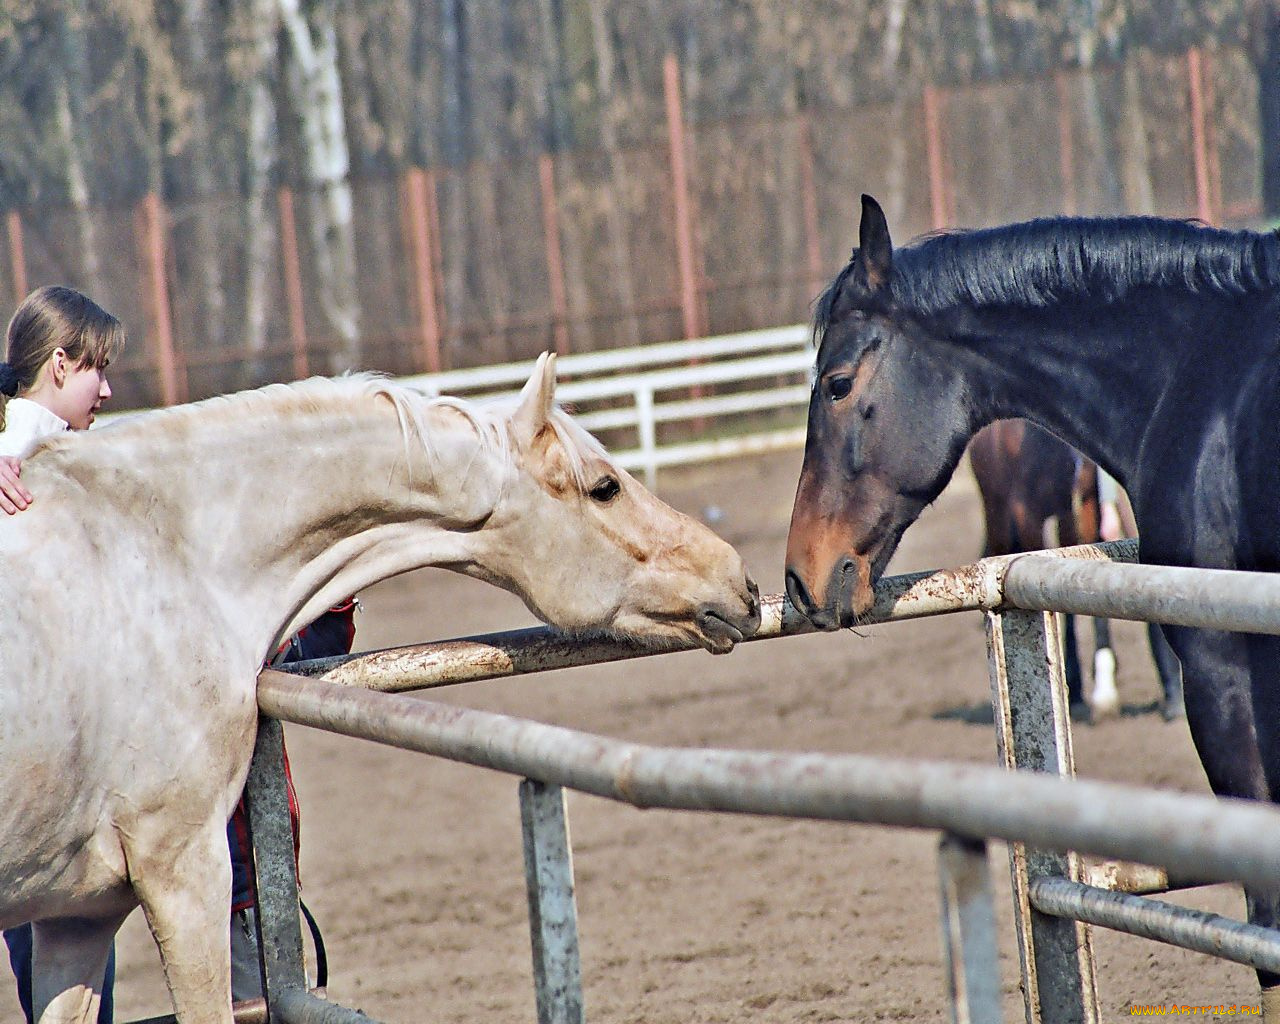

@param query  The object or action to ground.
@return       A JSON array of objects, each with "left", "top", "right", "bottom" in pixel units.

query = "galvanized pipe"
[
  {"left": 276, "top": 542, "right": 1139, "bottom": 695},
  {"left": 1030, "top": 877, "right": 1280, "bottom": 975},
  {"left": 1003, "top": 555, "right": 1280, "bottom": 636},
  {"left": 257, "top": 671, "right": 1280, "bottom": 892},
  {"left": 274, "top": 988, "right": 379, "bottom": 1023}
]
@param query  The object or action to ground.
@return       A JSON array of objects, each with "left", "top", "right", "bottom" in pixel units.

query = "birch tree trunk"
[
  {"left": 1117, "top": 57, "right": 1155, "bottom": 215},
  {"left": 279, "top": 0, "right": 361, "bottom": 372},
  {"left": 879, "top": 0, "right": 911, "bottom": 229},
  {"left": 1072, "top": 0, "right": 1123, "bottom": 213},
  {"left": 236, "top": 0, "right": 280, "bottom": 384},
  {"left": 50, "top": 0, "right": 102, "bottom": 297},
  {"left": 586, "top": 2, "right": 641, "bottom": 346},
  {"left": 177, "top": 0, "right": 228, "bottom": 350}
]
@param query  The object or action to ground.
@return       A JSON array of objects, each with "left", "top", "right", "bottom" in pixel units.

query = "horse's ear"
[
  {"left": 855, "top": 194, "right": 893, "bottom": 293},
  {"left": 512, "top": 351, "right": 557, "bottom": 446}
]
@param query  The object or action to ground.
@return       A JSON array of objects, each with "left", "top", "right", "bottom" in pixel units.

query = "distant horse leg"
[
  {"left": 130, "top": 821, "right": 235, "bottom": 1024},
  {"left": 1065, "top": 467, "right": 1119, "bottom": 718},
  {"left": 1149, "top": 623, "right": 1185, "bottom": 720},
  {"left": 30, "top": 914, "right": 122, "bottom": 1024},
  {"left": 1089, "top": 616, "right": 1120, "bottom": 718}
]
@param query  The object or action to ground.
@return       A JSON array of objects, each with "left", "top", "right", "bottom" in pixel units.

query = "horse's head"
[
  {"left": 785, "top": 195, "right": 971, "bottom": 629},
  {"left": 484, "top": 353, "right": 760, "bottom": 653}
]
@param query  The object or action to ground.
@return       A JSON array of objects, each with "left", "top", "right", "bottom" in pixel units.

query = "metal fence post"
[
  {"left": 519, "top": 779, "right": 585, "bottom": 1024},
  {"left": 938, "top": 833, "right": 1004, "bottom": 1024},
  {"left": 244, "top": 716, "right": 310, "bottom": 1010},
  {"left": 986, "top": 609, "right": 1098, "bottom": 1024}
]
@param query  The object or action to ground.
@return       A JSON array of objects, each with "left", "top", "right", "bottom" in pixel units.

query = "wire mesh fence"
[{"left": 1, "top": 46, "right": 1263, "bottom": 412}]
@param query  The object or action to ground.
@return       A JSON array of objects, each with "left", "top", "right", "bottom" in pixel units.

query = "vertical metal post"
[
  {"left": 1187, "top": 48, "right": 1215, "bottom": 225},
  {"left": 7, "top": 209, "right": 27, "bottom": 304},
  {"left": 796, "top": 113, "right": 824, "bottom": 301},
  {"left": 140, "top": 193, "right": 182, "bottom": 406},
  {"left": 244, "top": 716, "right": 310, "bottom": 1010},
  {"left": 519, "top": 779, "right": 584, "bottom": 1024},
  {"left": 987, "top": 609, "right": 1098, "bottom": 1024},
  {"left": 538, "top": 154, "right": 571, "bottom": 357},
  {"left": 938, "top": 833, "right": 1004, "bottom": 1024},
  {"left": 922, "top": 84, "right": 951, "bottom": 230},
  {"left": 277, "top": 187, "right": 310, "bottom": 381},
  {"left": 663, "top": 52, "right": 704, "bottom": 342},
  {"left": 404, "top": 167, "right": 443, "bottom": 373}
]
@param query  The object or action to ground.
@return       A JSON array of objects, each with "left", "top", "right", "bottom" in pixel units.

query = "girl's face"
[{"left": 57, "top": 360, "right": 112, "bottom": 430}]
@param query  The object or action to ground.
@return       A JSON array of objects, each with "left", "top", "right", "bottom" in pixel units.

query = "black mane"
[{"left": 815, "top": 216, "right": 1280, "bottom": 345}]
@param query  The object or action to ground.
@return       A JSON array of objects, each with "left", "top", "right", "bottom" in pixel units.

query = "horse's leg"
[
  {"left": 128, "top": 821, "right": 235, "bottom": 1024},
  {"left": 30, "top": 914, "right": 122, "bottom": 1024},
  {"left": 1089, "top": 616, "right": 1120, "bottom": 719},
  {"left": 1149, "top": 622, "right": 1185, "bottom": 720},
  {"left": 1166, "top": 627, "right": 1280, "bottom": 1012}
]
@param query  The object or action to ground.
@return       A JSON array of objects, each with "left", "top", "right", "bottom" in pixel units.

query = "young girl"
[
  {"left": 0, "top": 284, "right": 121, "bottom": 460},
  {"left": 0, "top": 284, "right": 124, "bottom": 1024}
]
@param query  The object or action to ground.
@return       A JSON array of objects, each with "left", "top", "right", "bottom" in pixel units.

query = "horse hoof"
[
  {"left": 1161, "top": 696, "right": 1186, "bottom": 722},
  {"left": 1069, "top": 701, "right": 1092, "bottom": 724}
]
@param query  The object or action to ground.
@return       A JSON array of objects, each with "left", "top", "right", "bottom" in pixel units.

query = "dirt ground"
[{"left": 60, "top": 449, "right": 1264, "bottom": 1021}]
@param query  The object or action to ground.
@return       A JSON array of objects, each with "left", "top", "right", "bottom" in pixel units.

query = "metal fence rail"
[{"left": 199, "top": 537, "right": 1280, "bottom": 1024}]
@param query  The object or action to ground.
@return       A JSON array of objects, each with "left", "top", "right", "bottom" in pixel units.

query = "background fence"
[{"left": 3, "top": 46, "right": 1264, "bottom": 413}]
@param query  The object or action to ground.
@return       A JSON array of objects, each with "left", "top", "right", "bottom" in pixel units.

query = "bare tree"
[
  {"left": 278, "top": 0, "right": 361, "bottom": 372},
  {"left": 231, "top": 0, "right": 280, "bottom": 383},
  {"left": 49, "top": 0, "right": 103, "bottom": 296}
]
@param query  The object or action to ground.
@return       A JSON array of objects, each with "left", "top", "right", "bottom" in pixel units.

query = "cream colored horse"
[{"left": 0, "top": 353, "right": 759, "bottom": 1023}]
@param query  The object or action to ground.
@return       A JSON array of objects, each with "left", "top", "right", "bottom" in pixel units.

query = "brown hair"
[{"left": 0, "top": 285, "right": 126, "bottom": 430}]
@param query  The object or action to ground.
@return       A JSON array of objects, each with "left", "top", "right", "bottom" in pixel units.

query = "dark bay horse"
[
  {"left": 967, "top": 419, "right": 1117, "bottom": 719},
  {"left": 784, "top": 195, "right": 1280, "bottom": 1010}
]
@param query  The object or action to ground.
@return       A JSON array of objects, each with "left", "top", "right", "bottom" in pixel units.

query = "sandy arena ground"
[{"left": 11, "top": 448, "right": 1263, "bottom": 1022}]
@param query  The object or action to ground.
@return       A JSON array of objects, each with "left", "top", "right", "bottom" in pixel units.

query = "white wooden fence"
[
  {"left": 399, "top": 324, "right": 813, "bottom": 488},
  {"left": 195, "top": 538, "right": 1280, "bottom": 1024}
]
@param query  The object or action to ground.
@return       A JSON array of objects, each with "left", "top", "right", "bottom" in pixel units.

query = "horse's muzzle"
[{"left": 785, "top": 556, "right": 867, "bottom": 630}]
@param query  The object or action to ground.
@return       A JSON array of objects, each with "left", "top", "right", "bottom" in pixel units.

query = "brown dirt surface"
[{"left": 21, "top": 449, "right": 1263, "bottom": 1022}]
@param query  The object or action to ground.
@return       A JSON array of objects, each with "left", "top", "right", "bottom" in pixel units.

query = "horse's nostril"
[{"left": 784, "top": 569, "right": 812, "bottom": 615}]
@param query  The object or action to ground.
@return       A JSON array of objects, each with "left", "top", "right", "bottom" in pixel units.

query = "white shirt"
[{"left": 0, "top": 397, "right": 68, "bottom": 457}]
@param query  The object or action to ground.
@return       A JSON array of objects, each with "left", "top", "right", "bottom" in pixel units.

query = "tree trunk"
[
  {"left": 1117, "top": 57, "right": 1155, "bottom": 215},
  {"left": 177, "top": 0, "right": 228, "bottom": 351},
  {"left": 880, "top": 0, "right": 911, "bottom": 228},
  {"left": 587, "top": 2, "right": 640, "bottom": 347},
  {"left": 50, "top": 1, "right": 102, "bottom": 297},
  {"left": 1256, "top": 6, "right": 1280, "bottom": 219},
  {"left": 237, "top": 0, "right": 280, "bottom": 384},
  {"left": 278, "top": 0, "right": 361, "bottom": 373}
]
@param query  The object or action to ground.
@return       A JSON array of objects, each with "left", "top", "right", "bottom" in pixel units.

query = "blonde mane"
[{"left": 82, "top": 373, "right": 612, "bottom": 492}]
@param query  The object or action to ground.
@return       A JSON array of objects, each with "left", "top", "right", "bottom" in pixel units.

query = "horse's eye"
[
  {"left": 589, "top": 475, "right": 621, "bottom": 503},
  {"left": 828, "top": 376, "right": 853, "bottom": 402}
]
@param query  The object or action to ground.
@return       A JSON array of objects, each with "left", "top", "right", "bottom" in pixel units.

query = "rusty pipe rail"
[
  {"left": 256, "top": 669, "right": 1280, "bottom": 893},
  {"left": 275, "top": 540, "right": 1139, "bottom": 694}
]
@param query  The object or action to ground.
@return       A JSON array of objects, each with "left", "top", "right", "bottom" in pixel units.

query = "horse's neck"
[
  {"left": 86, "top": 400, "right": 505, "bottom": 656},
  {"left": 950, "top": 297, "right": 1202, "bottom": 487}
]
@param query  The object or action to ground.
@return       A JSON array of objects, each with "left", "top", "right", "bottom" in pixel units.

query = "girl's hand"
[{"left": 0, "top": 456, "right": 31, "bottom": 515}]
